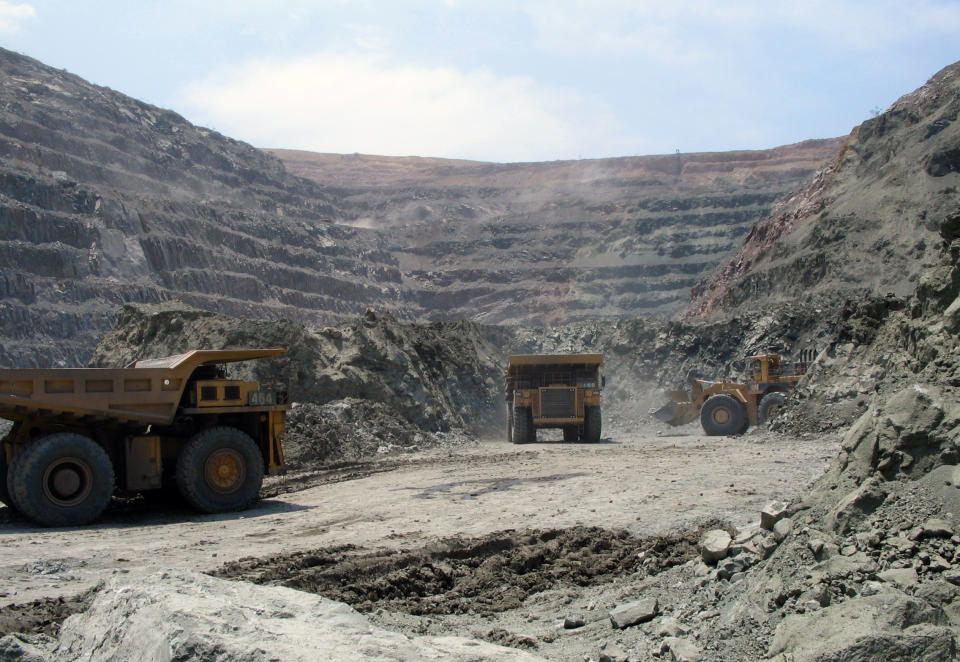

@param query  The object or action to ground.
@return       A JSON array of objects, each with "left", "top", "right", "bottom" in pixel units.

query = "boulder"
[
  {"left": 772, "top": 517, "right": 793, "bottom": 543},
  {"left": 0, "top": 634, "right": 53, "bottom": 662},
  {"left": 922, "top": 518, "right": 955, "bottom": 539},
  {"left": 879, "top": 567, "right": 920, "bottom": 590},
  {"left": 768, "top": 589, "right": 954, "bottom": 661},
  {"left": 609, "top": 597, "right": 659, "bottom": 629},
  {"left": 51, "top": 569, "right": 545, "bottom": 662},
  {"left": 826, "top": 477, "right": 887, "bottom": 534},
  {"left": 760, "top": 501, "right": 789, "bottom": 530},
  {"left": 700, "top": 529, "right": 732, "bottom": 564}
]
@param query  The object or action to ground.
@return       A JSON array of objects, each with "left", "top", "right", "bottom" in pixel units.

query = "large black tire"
[
  {"left": 700, "top": 394, "right": 747, "bottom": 436},
  {"left": 7, "top": 433, "right": 114, "bottom": 527},
  {"left": 758, "top": 392, "right": 787, "bottom": 425},
  {"left": 563, "top": 427, "right": 579, "bottom": 442},
  {"left": 582, "top": 406, "right": 602, "bottom": 443},
  {"left": 0, "top": 444, "right": 15, "bottom": 513},
  {"left": 506, "top": 405, "right": 513, "bottom": 443},
  {"left": 176, "top": 427, "right": 264, "bottom": 513},
  {"left": 511, "top": 407, "right": 533, "bottom": 444}
]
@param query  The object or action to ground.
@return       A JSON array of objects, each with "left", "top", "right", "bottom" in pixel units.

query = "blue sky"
[{"left": 2, "top": 0, "right": 958, "bottom": 162}]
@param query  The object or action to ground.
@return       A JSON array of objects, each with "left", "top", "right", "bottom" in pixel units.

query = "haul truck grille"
[{"left": 541, "top": 387, "right": 576, "bottom": 418}]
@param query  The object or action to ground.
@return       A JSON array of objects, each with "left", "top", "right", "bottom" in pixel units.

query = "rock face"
[
  {"left": 0, "top": 48, "right": 406, "bottom": 368},
  {"left": 689, "top": 60, "right": 960, "bottom": 319},
  {"left": 0, "top": 46, "right": 840, "bottom": 368},
  {"left": 274, "top": 142, "right": 843, "bottom": 326}
]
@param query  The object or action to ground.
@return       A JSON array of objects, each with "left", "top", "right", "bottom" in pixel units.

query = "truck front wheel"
[
  {"left": 176, "top": 427, "right": 264, "bottom": 513},
  {"left": 511, "top": 407, "right": 533, "bottom": 444},
  {"left": 8, "top": 433, "right": 114, "bottom": 526},
  {"left": 582, "top": 406, "right": 602, "bottom": 442},
  {"left": 700, "top": 394, "right": 747, "bottom": 436}
]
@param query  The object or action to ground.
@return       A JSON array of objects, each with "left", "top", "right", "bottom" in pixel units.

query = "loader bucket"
[
  {"left": 650, "top": 391, "right": 700, "bottom": 427},
  {"left": 651, "top": 401, "right": 684, "bottom": 424}
]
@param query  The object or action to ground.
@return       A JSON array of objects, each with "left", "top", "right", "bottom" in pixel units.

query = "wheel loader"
[
  {"left": 0, "top": 348, "right": 289, "bottom": 526},
  {"left": 651, "top": 351, "right": 813, "bottom": 436},
  {"left": 505, "top": 354, "right": 604, "bottom": 443}
]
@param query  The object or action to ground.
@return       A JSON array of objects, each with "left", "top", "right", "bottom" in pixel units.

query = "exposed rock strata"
[
  {"left": 689, "top": 60, "right": 960, "bottom": 319},
  {"left": 0, "top": 46, "right": 841, "bottom": 367},
  {"left": 274, "top": 141, "right": 844, "bottom": 325}
]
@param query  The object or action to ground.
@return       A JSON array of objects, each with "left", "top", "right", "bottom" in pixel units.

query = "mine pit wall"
[{"left": 0, "top": 47, "right": 846, "bottom": 369}]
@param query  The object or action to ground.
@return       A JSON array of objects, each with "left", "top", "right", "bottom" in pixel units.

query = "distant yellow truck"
[
  {"left": 505, "top": 354, "right": 604, "bottom": 443},
  {"left": 0, "top": 348, "right": 289, "bottom": 526}
]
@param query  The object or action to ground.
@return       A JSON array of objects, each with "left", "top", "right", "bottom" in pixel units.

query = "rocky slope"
[
  {"left": 0, "top": 46, "right": 840, "bottom": 367},
  {"left": 0, "top": 47, "right": 406, "bottom": 368},
  {"left": 273, "top": 141, "right": 843, "bottom": 325},
  {"left": 689, "top": 61, "right": 960, "bottom": 319}
]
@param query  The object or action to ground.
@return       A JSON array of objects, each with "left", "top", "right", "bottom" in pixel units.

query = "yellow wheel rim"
[
  {"left": 205, "top": 449, "right": 245, "bottom": 494},
  {"left": 712, "top": 407, "right": 731, "bottom": 425}
]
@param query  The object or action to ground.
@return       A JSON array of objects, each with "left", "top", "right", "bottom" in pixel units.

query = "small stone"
[
  {"left": 757, "top": 533, "right": 779, "bottom": 559},
  {"left": 922, "top": 519, "right": 955, "bottom": 539},
  {"left": 772, "top": 518, "right": 793, "bottom": 543},
  {"left": 928, "top": 554, "right": 952, "bottom": 572},
  {"left": 564, "top": 615, "right": 586, "bottom": 629},
  {"left": 656, "top": 616, "right": 690, "bottom": 638},
  {"left": 661, "top": 636, "right": 702, "bottom": 662},
  {"left": 599, "top": 644, "right": 627, "bottom": 662},
  {"left": 760, "top": 501, "right": 789, "bottom": 530},
  {"left": 879, "top": 567, "right": 919, "bottom": 589},
  {"left": 733, "top": 526, "right": 761, "bottom": 545},
  {"left": 808, "top": 539, "right": 824, "bottom": 556},
  {"left": 944, "top": 570, "right": 960, "bottom": 586},
  {"left": 861, "top": 580, "right": 884, "bottom": 596},
  {"left": 609, "top": 597, "right": 659, "bottom": 629},
  {"left": 883, "top": 536, "right": 916, "bottom": 554},
  {"left": 800, "top": 599, "right": 822, "bottom": 612}
]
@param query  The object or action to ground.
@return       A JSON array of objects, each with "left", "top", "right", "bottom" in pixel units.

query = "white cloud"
[
  {"left": 0, "top": 0, "right": 35, "bottom": 35},
  {"left": 178, "top": 52, "right": 624, "bottom": 162}
]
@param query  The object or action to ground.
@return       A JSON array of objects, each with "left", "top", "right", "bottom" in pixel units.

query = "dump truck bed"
[
  {"left": 0, "top": 348, "right": 286, "bottom": 426},
  {"left": 507, "top": 354, "right": 604, "bottom": 370}
]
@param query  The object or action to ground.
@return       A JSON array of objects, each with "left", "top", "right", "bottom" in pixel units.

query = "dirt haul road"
[{"left": 0, "top": 428, "right": 837, "bottom": 609}]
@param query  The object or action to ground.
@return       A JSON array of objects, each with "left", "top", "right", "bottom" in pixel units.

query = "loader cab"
[{"left": 748, "top": 354, "right": 782, "bottom": 384}]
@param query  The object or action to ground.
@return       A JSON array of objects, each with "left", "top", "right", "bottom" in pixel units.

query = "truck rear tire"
[
  {"left": 176, "top": 426, "right": 264, "bottom": 513},
  {"left": 563, "top": 427, "right": 579, "bottom": 442},
  {"left": 1, "top": 444, "right": 16, "bottom": 514},
  {"left": 701, "top": 394, "right": 747, "bottom": 436},
  {"left": 511, "top": 407, "right": 533, "bottom": 444},
  {"left": 8, "top": 433, "right": 114, "bottom": 527},
  {"left": 583, "top": 406, "right": 602, "bottom": 442},
  {"left": 758, "top": 392, "right": 786, "bottom": 425}
]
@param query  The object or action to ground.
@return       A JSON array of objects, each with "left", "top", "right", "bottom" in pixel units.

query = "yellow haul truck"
[
  {"left": 0, "top": 348, "right": 289, "bottom": 526},
  {"left": 505, "top": 354, "right": 604, "bottom": 444}
]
